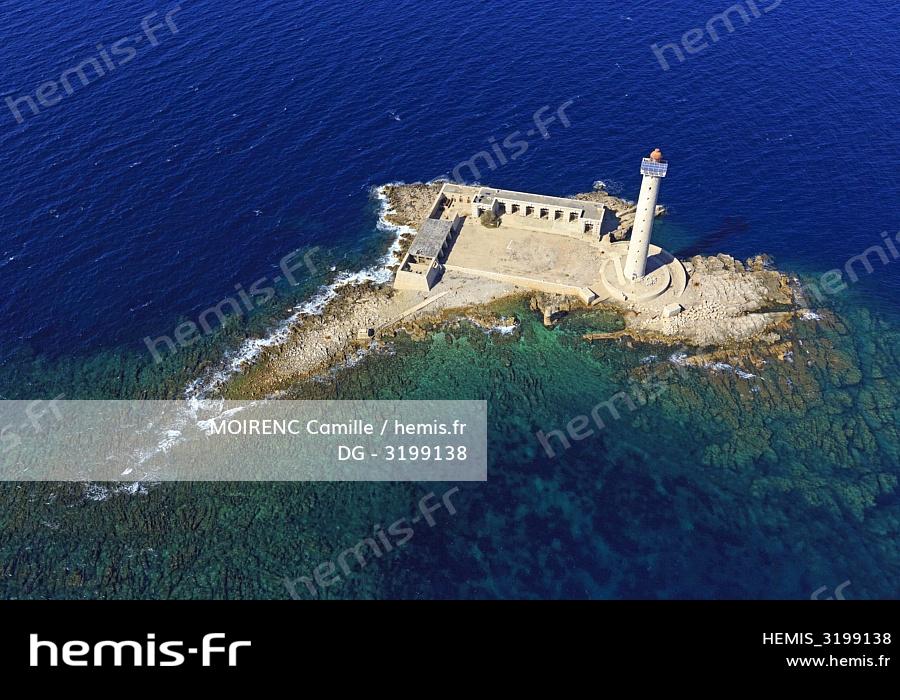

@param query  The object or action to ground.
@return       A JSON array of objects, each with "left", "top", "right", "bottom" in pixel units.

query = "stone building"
[
  {"left": 394, "top": 182, "right": 610, "bottom": 291},
  {"left": 470, "top": 187, "right": 606, "bottom": 241}
]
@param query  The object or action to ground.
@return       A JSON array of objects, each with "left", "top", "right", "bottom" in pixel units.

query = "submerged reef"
[
  {"left": 0, "top": 184, "right": 896, "bottom": 600},
  {"left": 282, "top": 296, "right": 899, "bottom": 599}
]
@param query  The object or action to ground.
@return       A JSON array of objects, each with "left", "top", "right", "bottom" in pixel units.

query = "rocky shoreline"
[
  {"left": 219, "top": 182, "right": 811, "bottom": 398},
  {"left": 624, "top": 252, "right": 802, "bottom": 346}
]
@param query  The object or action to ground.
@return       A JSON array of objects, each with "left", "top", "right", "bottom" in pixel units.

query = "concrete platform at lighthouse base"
[
  {"left": 437, "top": 215, "right": 691, "bottom": 316},
  {"left": 443, "top": 216, "right": 611, "bottom": 303},
  {"left": 600, "top": 241, "right": 688, "bottom": 303}
]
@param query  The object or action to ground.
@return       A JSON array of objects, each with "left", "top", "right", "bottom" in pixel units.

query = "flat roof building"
[
  {"left": 408, "top": 218, "right": 455, "bottom": 260},
  {"left": 470, "top": 187, "right": 606, "bottom": 240},
  {"left": 394, "top": 182, "right": 611, "bottom": 291}
]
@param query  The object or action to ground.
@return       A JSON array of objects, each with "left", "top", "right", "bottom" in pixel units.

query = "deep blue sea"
[
  {"left": 2, "top": 0, "right": 897, "bottom": 359},
  {"left": 0, "top": 0, "right": 898, "bottom": 599}
]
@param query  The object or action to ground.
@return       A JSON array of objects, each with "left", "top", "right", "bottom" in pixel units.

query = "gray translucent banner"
[{"left": 0, "top": 400, "right": 487, "bottom": 481}]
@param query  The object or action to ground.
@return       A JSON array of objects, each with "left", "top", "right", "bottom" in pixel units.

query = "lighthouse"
[{"left": 623, "top": 148, "right": 668, "bottom": 280}]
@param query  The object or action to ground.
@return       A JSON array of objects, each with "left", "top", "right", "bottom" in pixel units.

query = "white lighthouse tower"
[{"left": 623, "top": 148, "right": 668, "bottom": 280}]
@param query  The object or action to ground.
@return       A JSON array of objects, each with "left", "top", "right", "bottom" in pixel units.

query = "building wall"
[
  {"left": 393, "top": 199, "right": 463, "bottom": 291},
  {"left": 426, "top": 192, "right": 448, "bottom": 219},
  {"left": 394, "top": 262, "right": 441, "bottom": 291},
  {"left": 471, "top": 195, "right": 604, "bottom": 240}
]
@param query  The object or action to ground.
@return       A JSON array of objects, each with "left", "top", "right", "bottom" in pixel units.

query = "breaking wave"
[{"left": 184, "top": 183, "right": 413, "bottom": 401}]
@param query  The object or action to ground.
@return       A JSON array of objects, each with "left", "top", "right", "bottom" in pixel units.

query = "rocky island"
[{"left": 216, "top": 151, "right": 811, "bottom": 399}]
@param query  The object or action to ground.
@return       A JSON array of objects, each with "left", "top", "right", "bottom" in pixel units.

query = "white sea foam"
[
  {"left": 667, "top": 352, "right": 757, "bottom": 380},
  {"left": 120, "top": 183, "right": 436, "bottom": 488},
  {"left": 492, "top": 323, "right": 518, "bottom": 336},
  {"left": 86, "top": 182, "right": 416, "bottom": 494},
  {"left": 110, "top": 184, "right": 419, "bottom": 487},
  {"left": 705, "top": 361, "right": 757, "bottom": 380},
  {"left": 487, "top": 317, "right": 519, "bottom": 335},
  {"left": 83, "top": 482, "right": 148, "bottom": 502},
  {"left": 668, "top": 351, "right": 689, "bottom": 366},
  {"left": 184, "top": 183, "right": 413, "bottom": 401}
]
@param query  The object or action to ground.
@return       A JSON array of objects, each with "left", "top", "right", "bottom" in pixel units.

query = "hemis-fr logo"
[{"left": 30, "top": 633, "right": 251, "bottom": 668}]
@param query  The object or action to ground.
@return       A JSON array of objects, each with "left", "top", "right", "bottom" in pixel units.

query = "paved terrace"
[
  {"left": 442, "top": 215, "right": 687, "bottom": 308},
  {"left": 443, "top": 217, "right": 607, "bottom": 302},
  {"left": 395, "top": 182, "right": 687, "bottom": 312}
]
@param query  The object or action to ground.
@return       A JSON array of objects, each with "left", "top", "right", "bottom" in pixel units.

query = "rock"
[
  {"left": 716, "top": 253, "right": 735, "bottom": 269},
  {"left": 706, "top": 257, "right": 725, "bottom": 272},
  {"left": 662, "top": 303, "right": 684, "bottom": 318},
  {"left": 746, "top": 254, "right": 774, "bottom": 272}
]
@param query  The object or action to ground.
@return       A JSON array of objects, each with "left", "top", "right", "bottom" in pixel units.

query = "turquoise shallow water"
[
  {"left": 291, "top": 297, "right": 900, "bottom": 599},
  {"left": 1, "top": 291, "right": 897, "bottom": 599}
]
